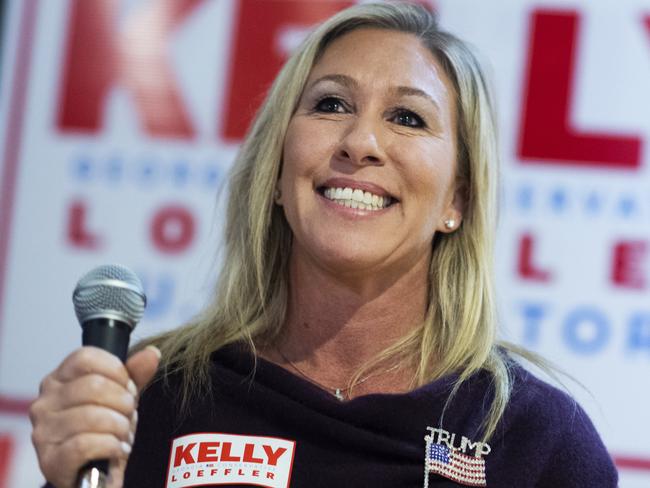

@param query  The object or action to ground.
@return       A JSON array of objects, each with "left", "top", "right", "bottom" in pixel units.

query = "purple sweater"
[{"left": 46, "top": 344, "right": 619, "bottom": 487}]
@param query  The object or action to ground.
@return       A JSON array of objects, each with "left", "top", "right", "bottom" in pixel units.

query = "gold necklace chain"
[{"left": 275, "top": 346, "right": 400, "bottom": 401}]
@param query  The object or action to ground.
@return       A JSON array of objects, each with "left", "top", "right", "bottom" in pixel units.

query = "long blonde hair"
[{"left": 143, "top": 2, "right": 511, "bottom": 441}]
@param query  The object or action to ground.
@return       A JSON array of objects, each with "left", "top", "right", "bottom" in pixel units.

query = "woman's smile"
[{"left": 316, "top": 177, "right": 398, "bottom": 218}]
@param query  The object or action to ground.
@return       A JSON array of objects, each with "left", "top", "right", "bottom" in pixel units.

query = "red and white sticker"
[{"left": 166, "top": 432, "right": 296, "bottom": 488}]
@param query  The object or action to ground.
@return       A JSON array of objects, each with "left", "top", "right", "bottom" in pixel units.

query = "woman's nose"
[{"left": 336, "top": 115, "right": 386, "bottom": 166}]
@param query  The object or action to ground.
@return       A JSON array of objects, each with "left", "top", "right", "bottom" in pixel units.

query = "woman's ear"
[
  {"left": 274, "top": 180, "right": 283, "bottom": 206},
  {"left": 438, "top": 183, "right": 466, "bottom": 233}
]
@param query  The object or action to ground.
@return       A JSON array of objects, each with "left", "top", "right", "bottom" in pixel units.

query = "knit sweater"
[{"left": 45, "top": 343, "right": 618, "bottom": 487}]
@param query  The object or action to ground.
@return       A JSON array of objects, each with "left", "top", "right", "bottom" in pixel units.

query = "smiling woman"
[
  {"left": 278, "top": 28, "right": 460, "bottom": 281},
  {"left": 31, "top": 3, "right": 618, "bottom": 488}
]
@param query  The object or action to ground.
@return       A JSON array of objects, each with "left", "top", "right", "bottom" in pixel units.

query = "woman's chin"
[{"left": 301, "top": 242, "right": 398, "bottom": 278}]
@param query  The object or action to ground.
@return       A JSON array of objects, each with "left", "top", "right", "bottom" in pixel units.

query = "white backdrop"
[{"left": 1, "top": 0, "right": 649, "bottom": 486}]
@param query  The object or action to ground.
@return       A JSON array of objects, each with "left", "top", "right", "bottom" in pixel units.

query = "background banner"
[{"left": 1, "top": 0, "right": 648, "bottom": 486}]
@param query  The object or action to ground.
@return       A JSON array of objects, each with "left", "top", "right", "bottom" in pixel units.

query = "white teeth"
[{"left": 320, "top": 186, "right": 392, "bottom": 211}]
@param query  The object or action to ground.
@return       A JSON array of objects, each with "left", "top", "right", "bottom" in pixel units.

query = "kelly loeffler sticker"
[{"left": 166, "top": 432, "right": 296, "bottom": 488}]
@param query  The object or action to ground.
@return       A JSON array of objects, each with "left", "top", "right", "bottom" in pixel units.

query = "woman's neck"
[{"left": 263, "top": 249, "right": 430, "bottom": 396}]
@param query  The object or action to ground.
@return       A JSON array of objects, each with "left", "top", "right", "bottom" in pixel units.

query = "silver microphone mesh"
[{"left": 72, "top": 264, "right": 147, "bottom": 329}]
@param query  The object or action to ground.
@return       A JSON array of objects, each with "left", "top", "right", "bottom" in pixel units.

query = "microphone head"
[{"left": 72, "top": 264, "right": 147, "bottom": 329}]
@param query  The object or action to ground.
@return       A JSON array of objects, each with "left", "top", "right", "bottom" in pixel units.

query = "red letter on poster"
[
  {"left": 57, "top": 0, "right": 204, "bottom": 138},
  {"left": 221, "top": 0, "right": 353, "bottom": 141},
  {"left": 518, "top": 10, "right": 641, "bottom": 168},
  {"left": 518, "top": 233, "right": 552, "bottom": 282},
  {"left": 151, "top": 205, "right": 195, "bottom": 254},
  {"left": 67, "top": 200, "right": 103, "bottom": 249},
  {"left": 611, "top": 241, "right": 647, "bottom": 289},
  {"left": 0, "top": 434, "right": 13, "bottom": 488}
]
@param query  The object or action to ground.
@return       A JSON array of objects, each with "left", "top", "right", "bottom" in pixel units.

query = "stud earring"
[
  {"left": 274, "top": 187, "right": 282, "bottom": 203},
  {"left": 444, "top": 219, "right": 456, "bottom": 230}
]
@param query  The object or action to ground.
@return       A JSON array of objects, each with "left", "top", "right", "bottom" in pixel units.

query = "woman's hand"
[{"left": 30, "top": 345, "right": 160, "bottom": 488}]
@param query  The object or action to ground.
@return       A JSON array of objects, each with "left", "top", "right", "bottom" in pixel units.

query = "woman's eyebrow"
[
  {"left": 306, "top": 74, "right": 359, "bottom": 91},
  {"left": 391, "top": 86, "right": 441, "bottom": 114},
  {"left": 305, "top": 76, "right": 441, "bottom": 114}
]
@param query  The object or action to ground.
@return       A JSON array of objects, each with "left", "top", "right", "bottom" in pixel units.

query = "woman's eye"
[
  {"left": 315, "top": 97, "right": 346, "bottom": 113},
  {"left": 393, "top": 110, "right": 425, "bottom": 128}
]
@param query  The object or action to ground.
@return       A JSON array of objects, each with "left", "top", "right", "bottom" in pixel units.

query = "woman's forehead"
[{"left": 307, "top": 28, "right": 452, "bottom": 105}]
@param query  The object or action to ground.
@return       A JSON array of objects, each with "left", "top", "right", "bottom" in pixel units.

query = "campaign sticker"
[{"left": 166, "top": 432, "right": 296, "bottom": 488}]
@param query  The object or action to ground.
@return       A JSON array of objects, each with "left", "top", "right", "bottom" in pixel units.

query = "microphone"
[{"left": 72, "top": 264, "right": 147, "bottom": 488}]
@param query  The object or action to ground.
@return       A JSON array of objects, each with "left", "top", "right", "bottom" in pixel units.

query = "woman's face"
[{"left": 278, "top": 28, "right": 462, "bottom": 280}]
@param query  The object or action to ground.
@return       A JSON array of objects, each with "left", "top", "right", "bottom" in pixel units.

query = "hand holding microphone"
[{"left": 29, "top": 265, "right": 160, "bottom": 488}]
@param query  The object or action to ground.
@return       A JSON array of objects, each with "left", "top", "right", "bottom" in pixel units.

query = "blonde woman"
[{"left": 32, "top": 3, "right": 617, "bottom": 487}]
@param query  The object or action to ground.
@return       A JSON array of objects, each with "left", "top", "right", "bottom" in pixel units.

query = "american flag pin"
[{"left": 423, "top": 432, "right": 487, "bottom": 487}]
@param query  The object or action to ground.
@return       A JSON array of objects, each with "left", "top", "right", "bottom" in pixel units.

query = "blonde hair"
[{"left": 142, "top": 2, "right": 512, "bottom": 441}]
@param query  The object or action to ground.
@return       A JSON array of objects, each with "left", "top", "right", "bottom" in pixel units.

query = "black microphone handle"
[
  {"left": 78, "top": 318, "right": 132, "bottom": 487},
  {"left": 81, "top": 318, "right": 132, "bottom": 362}
]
